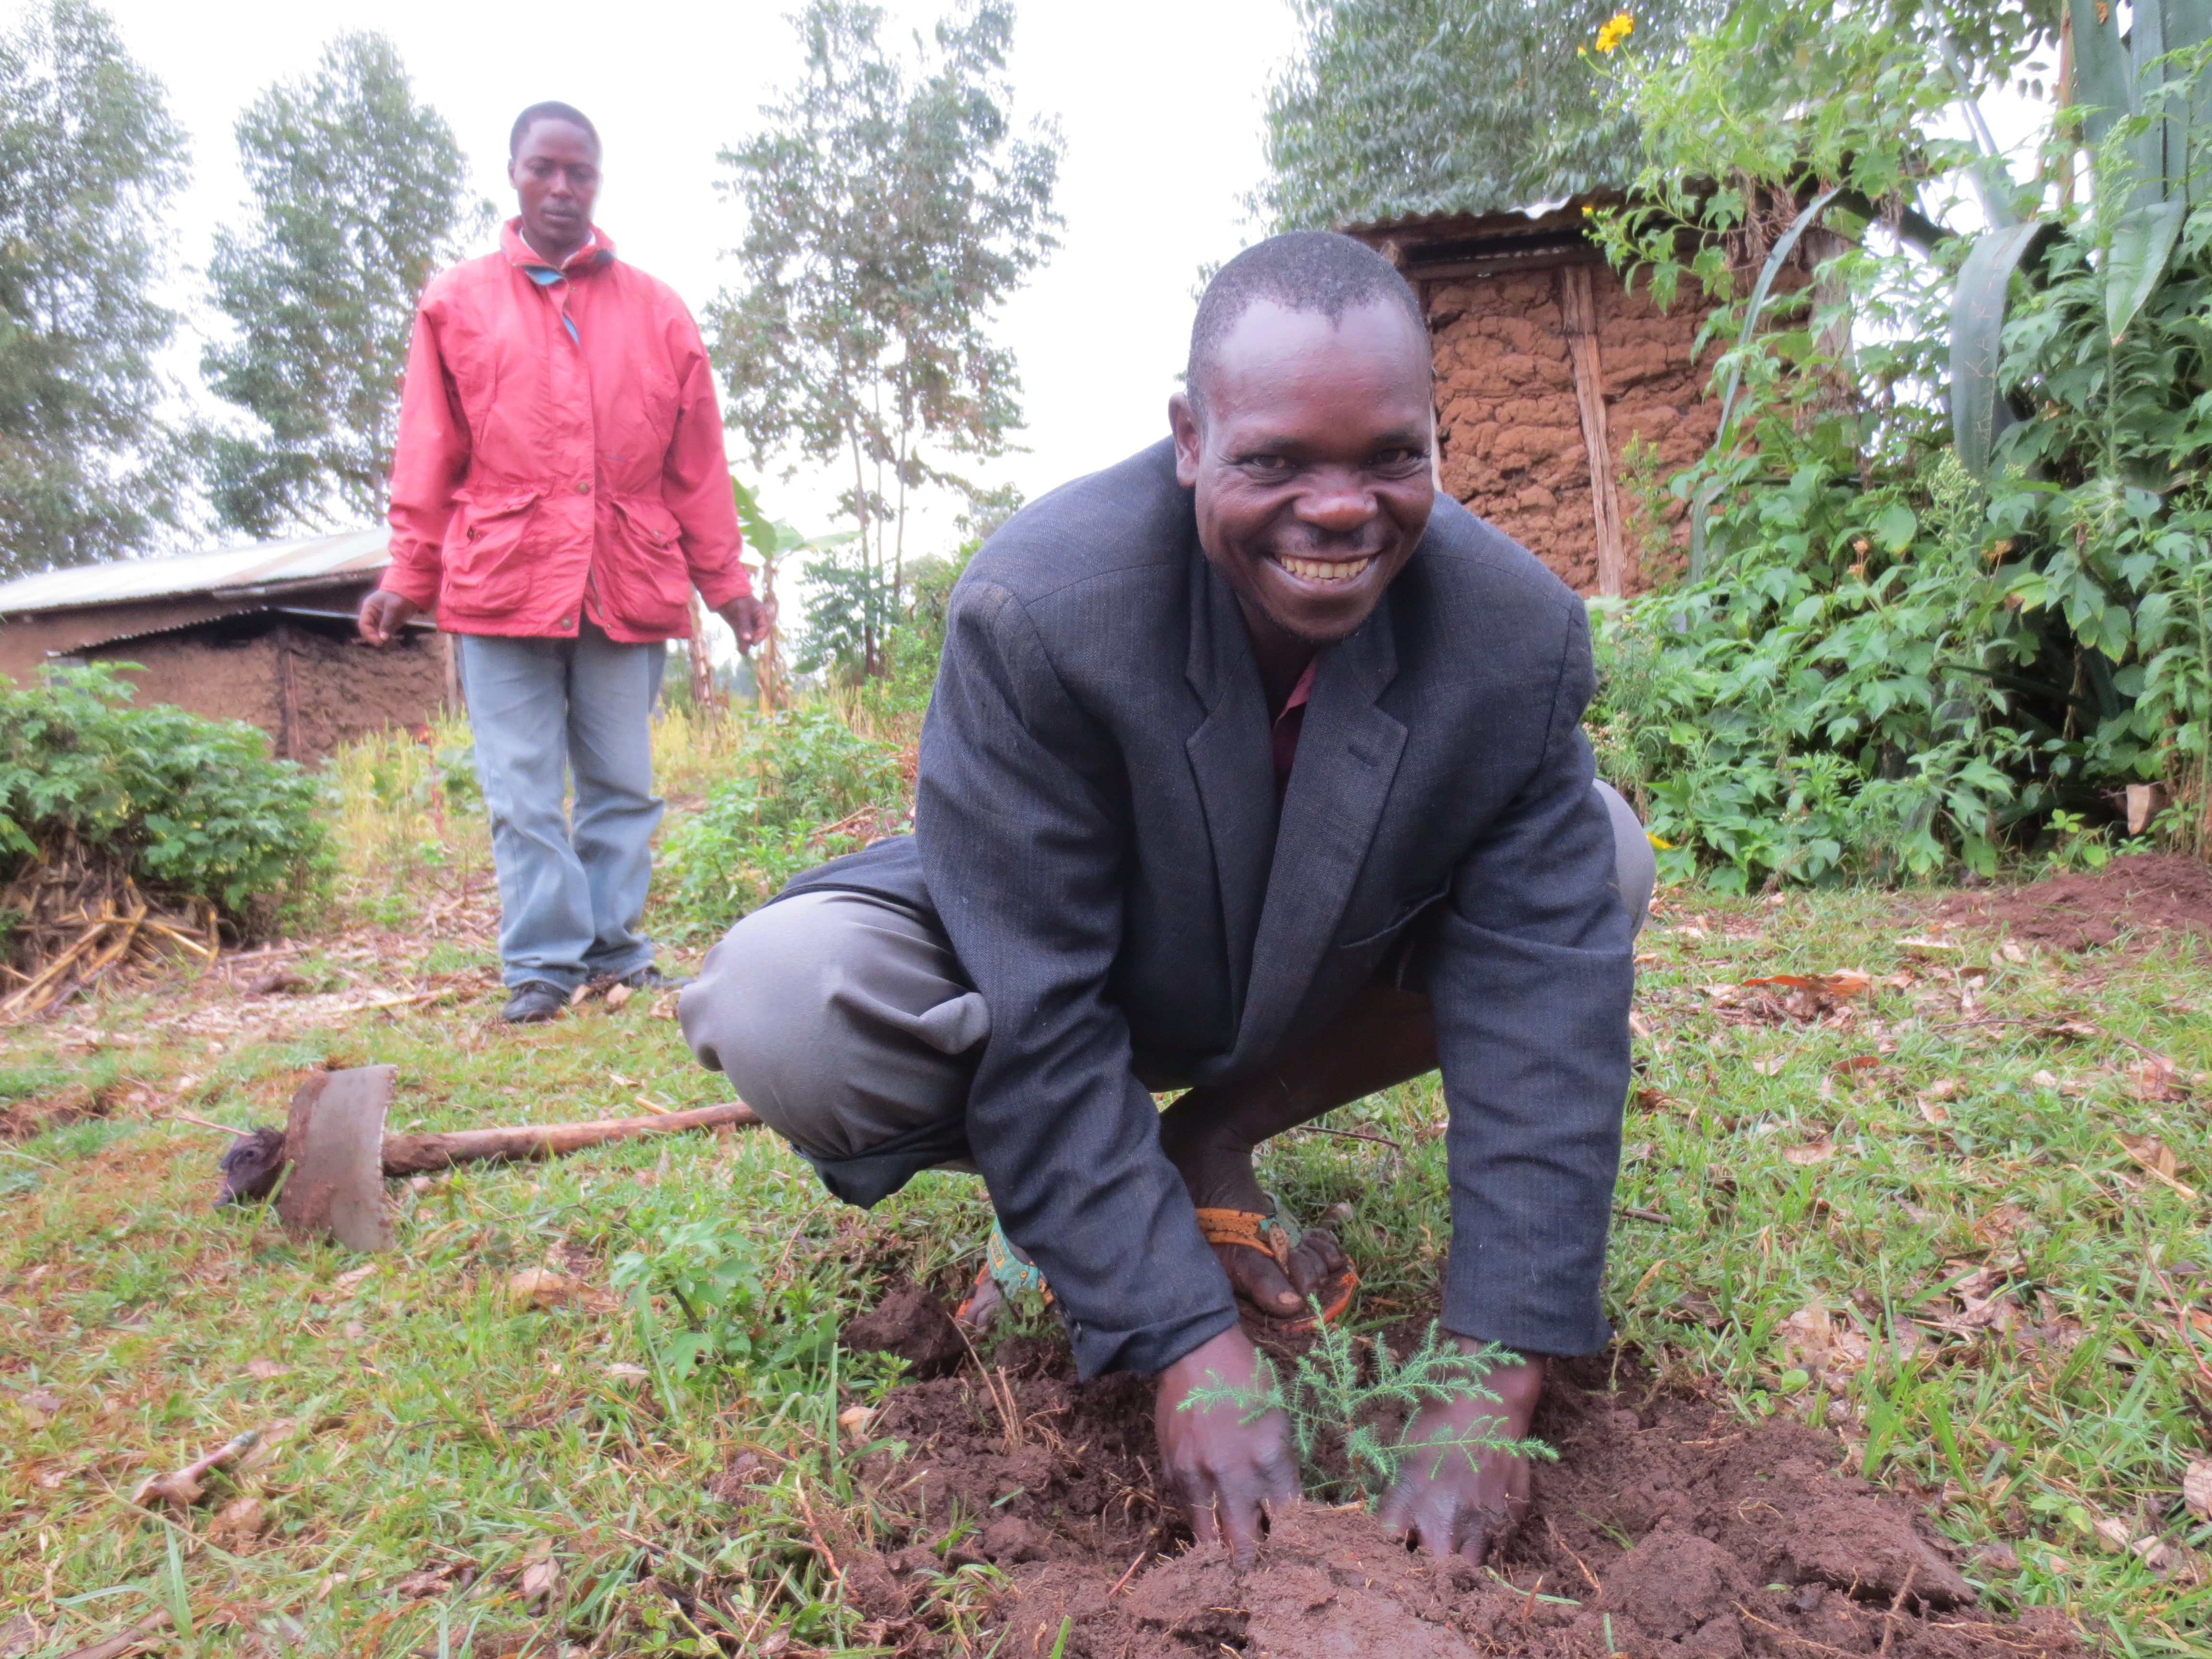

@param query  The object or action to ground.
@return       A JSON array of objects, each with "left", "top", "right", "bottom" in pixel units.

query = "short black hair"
[
  {"left": 1187, "top": 231, "right": 1427, "bottom": 413},
  {"left": 510, "top": 101, "right": 601, "bottom": 158}
]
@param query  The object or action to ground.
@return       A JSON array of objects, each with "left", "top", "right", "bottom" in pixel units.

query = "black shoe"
[
  {"left": 501, "top": 980, "right": 568, "bottom": 1024},
  {"left": 620, "top": 964, "right": 693, "bottom": 992}
]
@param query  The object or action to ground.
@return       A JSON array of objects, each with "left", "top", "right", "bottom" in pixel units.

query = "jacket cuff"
[
  {"left": 693, "top": 562, "right": 753, "bottom": 610},
  {"left": 1069, "top": 1300, "right": 1240, "bottom": 1381},
  {"left": 379, "top": 565, "right": 440, "bottom": 609}
]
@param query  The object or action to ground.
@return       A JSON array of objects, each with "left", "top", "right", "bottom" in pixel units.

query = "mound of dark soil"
[
  {"left": 1936, "top": 852, "right": 2212, "bottom": 951},
  {"left": 851, "top": 1346, "right": 2081, "bottom": 1659}
]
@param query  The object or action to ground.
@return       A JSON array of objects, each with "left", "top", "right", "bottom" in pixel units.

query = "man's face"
[
  {"left": 1171, "top": 297, "right": 1435, "bottom": 647},
  {"left": 508, "top": 120, "right": 601, "bottom": 255}
]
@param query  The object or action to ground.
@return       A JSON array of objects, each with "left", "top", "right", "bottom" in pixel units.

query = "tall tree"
[
  {"left": 200, "top": 33, "right": 484, "bottom": 536},
  {"left": 1261, "top": 0, "right": 1721, "bottom": 230},
  {"left": 0, "top": 0, "right": 187, "bottom": 577},
  {"left": 712, "top": 0, "right": 1061, "bottom": 678}
]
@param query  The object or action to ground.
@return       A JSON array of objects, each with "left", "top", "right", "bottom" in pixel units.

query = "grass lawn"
[{"left": 3, "top": 716, "right": 2212, "bottom": 1656}]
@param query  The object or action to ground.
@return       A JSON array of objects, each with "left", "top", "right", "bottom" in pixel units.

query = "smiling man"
[
  {"left": 361, "top": 102, "right": 767, "bottom": 1024},
  {"left": 679, "top": 232, "right": 1651, "bottom": 1561}
]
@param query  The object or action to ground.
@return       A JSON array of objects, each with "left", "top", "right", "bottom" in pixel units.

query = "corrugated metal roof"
[{"left": 0, "top": 527, "right": 390, "bottom": 615}]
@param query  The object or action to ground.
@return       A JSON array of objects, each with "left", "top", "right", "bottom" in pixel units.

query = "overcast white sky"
[{"left": 44, "top": 0, "right": 1298, "bottom": 559}]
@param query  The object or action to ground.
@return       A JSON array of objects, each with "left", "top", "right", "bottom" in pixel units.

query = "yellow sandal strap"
[{"left": 1194, "top": 1206, "right": 1294, "bottom": 1274}]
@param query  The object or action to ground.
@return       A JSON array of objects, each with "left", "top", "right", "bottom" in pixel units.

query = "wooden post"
[
  {"left": 1557, "top": 264, "right": 1630, "bottom": 599},
  {"left": 273, "top": 621, "right": 301, "bottom": 761},
  {"left": 439, "top": 631, "right": 462, "bottom": 714}
]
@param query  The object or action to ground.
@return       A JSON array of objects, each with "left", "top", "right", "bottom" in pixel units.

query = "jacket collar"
[{"left": 500, "top": 217, "right": 615, "bottom": 275}]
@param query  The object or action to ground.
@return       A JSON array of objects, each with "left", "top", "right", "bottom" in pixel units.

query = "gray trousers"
[
  {"left": 459, "top": 623, "right": 666, "bottom": 991},
  {"left": 680, "top": 782, "right": 1653, "bottom": 1171}
]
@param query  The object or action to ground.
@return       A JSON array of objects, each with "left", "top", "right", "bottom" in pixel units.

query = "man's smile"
[{"left": 1271, "top": 552, "right": 1377, "bottom": 585}]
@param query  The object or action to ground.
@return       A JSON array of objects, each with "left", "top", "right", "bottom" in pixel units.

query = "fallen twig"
[
  {"left": 1281, "top": 1124, "right": 1403, "bottom": 1149},
  {"left": 58, "top": 1611, "right": 171, "bottom": 1659},
  {"left": 130, "top": 1428, "right": 261, "bottom": 1508}
]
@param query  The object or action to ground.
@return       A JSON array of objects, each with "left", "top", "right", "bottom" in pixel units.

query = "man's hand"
[
  {"left": 1154, "top": 1326, "right": 1297, "bottom": 1568},
  {"left": 357, "top": 589, "right": 421, "bottom": 647},
  {"left": 1377, "top": 1346, "right": 1544, "bottom": 1562},
  {"left": 715, "top": 594, "right": 772, "bottom": 653}
]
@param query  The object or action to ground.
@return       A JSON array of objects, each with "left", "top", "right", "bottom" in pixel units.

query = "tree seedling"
[{"left": 1181, "top": 1307, "right": 1555, "bottom": 1504}]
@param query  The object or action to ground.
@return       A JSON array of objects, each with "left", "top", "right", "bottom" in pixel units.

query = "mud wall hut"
[
  {"left": 0, "top": 529, "right": 451, "bottom": 761},
  {"left": 1344, "top": 198, "right": 1727, "bottom": 598}
]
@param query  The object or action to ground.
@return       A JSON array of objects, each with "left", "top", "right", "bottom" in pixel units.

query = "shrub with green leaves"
[
  {"left": 1580, "top": 0, "right": 2212, "bottom": 888},
  {"left": 0, "top": 663, "right": 331, "bottom": 928},
  {"left": 654, "top": 704, "right": 905, "bottom": 937}
]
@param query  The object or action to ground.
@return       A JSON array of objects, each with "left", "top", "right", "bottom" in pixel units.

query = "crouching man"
[{"left": 679, "top": 232, "right": 1650, "bottom": 1563}]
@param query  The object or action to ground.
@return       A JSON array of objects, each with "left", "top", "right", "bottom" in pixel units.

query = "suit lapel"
[
  {"left": 1183, "top": 560, "right": 1275, "bottom": 1023},
  {"left": 1233, "top": 604, "right": 1407, "bottom": 1064}
]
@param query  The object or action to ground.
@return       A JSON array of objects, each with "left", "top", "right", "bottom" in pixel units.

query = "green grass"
[{"left": 3, "top": 714, "right": 2211, "bottom": 1654}]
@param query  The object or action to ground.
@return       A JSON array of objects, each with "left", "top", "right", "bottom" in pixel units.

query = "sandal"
[
  {"left": 1195, "top": 1202, "right": 1358, "bottom": 1334},
  {"left": 954, "top": 1220, "right": 1050, "bottom": 1333}
]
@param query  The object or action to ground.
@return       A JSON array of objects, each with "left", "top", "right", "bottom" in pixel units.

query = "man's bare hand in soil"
[
  {"left": 357, "top": 589, "right": 421, "bottom": 647},
  {"left": 1379, "top": 1347, "right": 1544, "bottom": 1562},
  {"left": 1155, "top": 1326, "right": 1297, "bottom": 1568}
]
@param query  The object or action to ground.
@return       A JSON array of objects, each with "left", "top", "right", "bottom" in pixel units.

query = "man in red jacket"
[{"left": 361, "top": 102, "right": 767, "bottom": 1023}]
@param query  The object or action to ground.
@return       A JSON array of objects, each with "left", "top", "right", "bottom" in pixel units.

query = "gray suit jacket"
[{"left": 785, "top": 439, "right": 1633, "bottom": 1377}]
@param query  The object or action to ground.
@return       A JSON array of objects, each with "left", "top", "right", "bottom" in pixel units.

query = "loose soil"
[
  {"left": 1936, "top": 852, "right": 2212, "bottom": 952},
  {"left": 848, "top": 1326, "right": 2080, "bottom": 1659}
]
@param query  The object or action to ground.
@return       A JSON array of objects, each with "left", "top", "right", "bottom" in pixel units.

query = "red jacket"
[{"left": 381, "top": 220, "right": 750, "bottom": 641}]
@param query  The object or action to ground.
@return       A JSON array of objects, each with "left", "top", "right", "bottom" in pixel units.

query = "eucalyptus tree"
[
  {"left": 0, "top": 0, "right": 188, "bottom": 576},
  {"left": 712, "top": 0, "right": 1061, "bottom": 678},
  {"left": 1261, "top": 0, "right": 1720, "bottom": 231},
  {"left": 201, "top": 33, "right": 485, "bottom": 536}
]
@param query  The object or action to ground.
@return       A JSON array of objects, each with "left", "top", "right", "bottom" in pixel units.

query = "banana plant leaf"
[
  {"left": 1949, "top": 219, "right": 2059, "bottom": 481},
  {"left": 2107, "top": 196, "right": 2187, "bottom": 341}
]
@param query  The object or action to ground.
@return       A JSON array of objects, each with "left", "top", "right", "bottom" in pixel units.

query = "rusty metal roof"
[{"left": 0, "top": 527, "right": 390, "bottom": 615}]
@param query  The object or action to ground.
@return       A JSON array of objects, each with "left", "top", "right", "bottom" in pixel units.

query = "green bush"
[
  {"left": 1579, "top": 1, "right": 2212, "bottom": 889},
  {"left": 654, "top": 704, "right": 904, "bottom": 938},
  {"left": 0, "top": 663, "right": 332, "bottom": 927}
]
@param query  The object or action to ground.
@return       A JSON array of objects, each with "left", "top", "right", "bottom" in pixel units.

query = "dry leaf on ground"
[
  {"left": 208, "top": 1495, "right": 268, "bottom": 1547},
  {"left": 1708, "top": 970, "right": 1874, "bottom": 1026},
  {"left": 2118, "top": 1133, "right": 2199, "bottom": 1199},
  {"left": 1916, "top": 1094, "right": 1951, "bottom": 1125},
  {"left": 1783, "top": 1137, "right": 1836, "bottom": 1166},
  {"left": 505, "top": 1268, "right": 619, "bottom": 1315},
  {"left": 1778, "top": 1303, "right": 1918, "bottom": 1385},
  {"left": 2184, "top": 1460, "right": 2212, "bottom": 1520},
  {"left": 1935, "top": 1262, "right": 2020, "bottom": 1334},
  {"left": 17, "top": 1387, "right": 62, "bottom": 1423},
  {"left": 2128, "top": 1056, "right": 2186, "bottom": 1103},
  {"left": 243, "top": 1359, "right": 291, "bottom": 1381}
]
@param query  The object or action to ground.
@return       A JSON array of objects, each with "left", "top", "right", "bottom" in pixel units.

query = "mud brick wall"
[
  {"left": 85, "top": 623, "right": 447, "bottom": 758},
  {"left": 1428, "top": 263, "right": 1719, "bottom": 595}
]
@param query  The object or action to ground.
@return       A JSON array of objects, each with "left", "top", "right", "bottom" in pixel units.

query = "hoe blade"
[{"left": 276, "top": 1065, "right": 396, "bottom": 1252}]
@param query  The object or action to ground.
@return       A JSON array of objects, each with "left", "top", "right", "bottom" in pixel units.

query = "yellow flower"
[{"left": 1595, "top": 11, "right": 1634, "bottom": 51}]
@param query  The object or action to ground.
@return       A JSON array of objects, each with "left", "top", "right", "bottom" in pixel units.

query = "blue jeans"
[{"left": 457, "top": 625, "right": 665, "bottom": 990}]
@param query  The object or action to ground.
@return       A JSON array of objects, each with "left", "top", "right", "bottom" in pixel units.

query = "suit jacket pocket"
[{"left": 1337, "top": 878, "right": 1453, "bottom": 952}]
